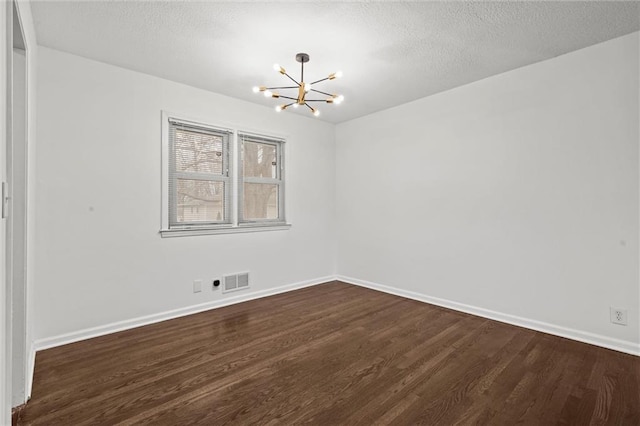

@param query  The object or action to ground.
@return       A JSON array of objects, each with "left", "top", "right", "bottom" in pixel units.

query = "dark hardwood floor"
[{"left": 19, "top": 281, "right": 640, "bottom": 425}]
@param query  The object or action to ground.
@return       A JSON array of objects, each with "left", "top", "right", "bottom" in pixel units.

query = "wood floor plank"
[{"left": 18, "top": 281, "right": 640, "bottom": 425}]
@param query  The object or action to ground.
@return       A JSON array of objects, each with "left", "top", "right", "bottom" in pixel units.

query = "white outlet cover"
[
  {"left": 193, "top": 279, "right": 202, "bottom": 293},
  {"left": 610, "top": 307, "right": 627, "bottom": 326}
]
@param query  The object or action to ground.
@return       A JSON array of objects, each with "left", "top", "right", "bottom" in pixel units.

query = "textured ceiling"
[{"left": 31, "top": 1, "right": 639, "bottom": 123}]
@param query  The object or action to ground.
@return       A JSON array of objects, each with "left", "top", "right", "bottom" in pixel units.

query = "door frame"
[{"left": 4, "top": 0, "right": 30, "bottom": 410}]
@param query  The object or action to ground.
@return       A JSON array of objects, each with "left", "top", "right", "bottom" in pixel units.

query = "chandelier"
[{"left": 253, "top": 53, "right": 343, "bottom": 117}]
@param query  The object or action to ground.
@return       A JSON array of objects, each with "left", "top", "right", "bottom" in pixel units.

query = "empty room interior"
[{"left": 2, "top": 0, "right": 640, "bottom": 424}]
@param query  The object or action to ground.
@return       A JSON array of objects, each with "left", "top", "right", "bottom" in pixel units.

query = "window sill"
[{"left": 159, "top": 223, "right": 291, "bottom": 238}]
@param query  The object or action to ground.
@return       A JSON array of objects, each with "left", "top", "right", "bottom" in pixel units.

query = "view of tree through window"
[{"left": 242, "top": 140, "right": 279, "bottom": 220}]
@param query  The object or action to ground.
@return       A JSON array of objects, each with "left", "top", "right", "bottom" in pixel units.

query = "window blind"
[{"left": 168, "top": 120, "right": 232, "bottom": 227}]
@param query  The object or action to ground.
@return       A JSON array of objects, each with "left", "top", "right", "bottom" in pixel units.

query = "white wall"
[
  {"left": 34, "top": 47, "right": 336, "bottom": 343},
  {"left": 336, "top": 32, "right": 640, "bottom": 354}
]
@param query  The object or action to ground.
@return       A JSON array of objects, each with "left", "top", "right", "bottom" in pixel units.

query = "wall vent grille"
[
  {"left": 237, "top": 272, "right": 249, "bottom": 289},
  {"left": 223, "top": 272, "right": 250, "bottom": 293}
]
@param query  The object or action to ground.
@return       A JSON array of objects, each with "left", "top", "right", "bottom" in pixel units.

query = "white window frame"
[
  {"left": 238, "top": 132, "right": 286, "bottom": 225},
  {"left": 160, "top": 111, "right": 291, "bottom": 237}
]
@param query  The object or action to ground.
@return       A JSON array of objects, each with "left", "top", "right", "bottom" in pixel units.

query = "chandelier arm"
[
  {"left": 279, "top": 102, "right": 296, "bottom": 110},
  {"left": 310, "top": 88, "right": 334, "bottom": 97},
  {"left": 278, "top": 95, "right": 299, "bottom": 101},
  {"left": 304, "top": 102, "right": 314, "bottom": 111},
  {"left": 265, "top": 86, "right": 299, "bottom": 90},
  {"left": 283, "top": 73, "right": 300, "bottom": 86},
  {"left": 310, "top": 77, "right": 329, "bottom": 85},
  {"left": 304, "top": 99, "right": 329, "bottom": 102}
]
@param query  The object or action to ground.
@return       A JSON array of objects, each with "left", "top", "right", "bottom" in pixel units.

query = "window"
[
  {"left": 161, "top": 113, "right": 289, "bottom": 237},
  {"left": 169, "top": 120, "right": 231, "bottom": 227},
  {"left": 239, "top": 133, "right": 284, "bottom": 223}
]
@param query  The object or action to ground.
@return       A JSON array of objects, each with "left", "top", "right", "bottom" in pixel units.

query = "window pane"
[
  {"left": 243, "top": 183, "right": 278, "bottom": 220},
  {"left": 176, "top": 179, "right": 225, "bottom": 223},
  {"left": 243, "top": 141, "right": 277, "bottom": 178},
  {"left": 175, "top": 128, "right": 224, "bottom": 174}
]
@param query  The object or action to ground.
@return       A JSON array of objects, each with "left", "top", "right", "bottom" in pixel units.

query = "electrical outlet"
[
  {"left": 193, "top": 279, "right": 202, "bottom": 293},
  {"left": 610, "top": 307, "right": 627, "bottom": 326}
]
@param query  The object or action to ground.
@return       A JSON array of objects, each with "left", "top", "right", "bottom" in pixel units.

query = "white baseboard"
[
  {"left": 34, "top": 276, "right": 334, "bottom": 352},
  {"left": 337, "top": 275, "right": 640, "bottom": 357}
]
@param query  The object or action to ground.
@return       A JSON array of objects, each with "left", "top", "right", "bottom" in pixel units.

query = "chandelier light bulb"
[
  {"left": 264, "top": 90, "right": 272, "bottom": 98},
  {"left": 252, "top": 86, "right": 260, "bottom": 93},
  {"left": 335, "top": 71, "right": 343, "bottom": 78},
  {"left": 275, "top": 105, "right": 282, "bottom": 112},
  {"left": 313, "top": 109, "right": 320, "bottom": 117},
  {"left": 335, "top": 95, "right": 344, "bottom": 104},
  {"left": 273, "top": 63, "right": 280, "bottom": 71},
  {"left": 292, "top": 103, "right": 299, "bottom": 108},
  {"left": 304, "top": 83, "right": 311, "bottom": 92}
]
